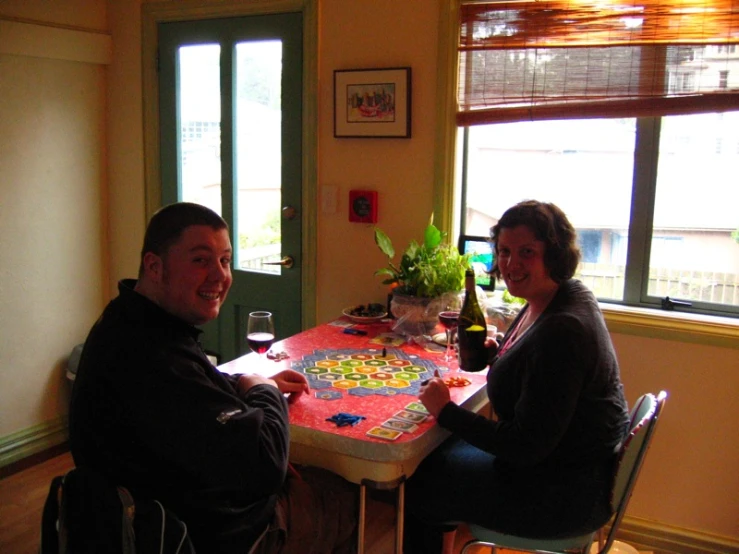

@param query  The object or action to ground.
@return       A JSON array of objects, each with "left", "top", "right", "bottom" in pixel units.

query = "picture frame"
[{"left": 334, "top": 67, "right": 411, "bottom": 138}]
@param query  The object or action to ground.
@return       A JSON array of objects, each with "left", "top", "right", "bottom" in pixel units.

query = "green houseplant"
[
  {"left": 374, "top": 215, "right": 470, "bottom": 297},
  {"left": 374, "top": 215, "right": 471, "bottom": 336}
]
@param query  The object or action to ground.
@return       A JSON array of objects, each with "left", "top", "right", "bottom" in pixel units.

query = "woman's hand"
[
  {"left": 485, "top": 336, "right": 500, "bottom": 365},
  {"left": 419, "top": 376, "right": 452, "bottom": 418},
  {"left": 270, "top": 369, "right": 310, "bottom": 403}
]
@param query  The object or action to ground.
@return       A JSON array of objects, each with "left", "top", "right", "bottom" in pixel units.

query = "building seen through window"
[
  {"left": 454, "top": 0, "right": 739, "bottom": 316},
  {"left": 462, "top": 112, "right": 739, "bottom": 313}
]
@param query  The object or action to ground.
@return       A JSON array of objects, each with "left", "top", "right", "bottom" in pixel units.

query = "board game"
[{"left": 292, "top": 347, "right": 449, "bottom": 400}]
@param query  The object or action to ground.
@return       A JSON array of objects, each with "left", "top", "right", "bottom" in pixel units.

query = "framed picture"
[{"left": 334, "top": 67, "right": 411, "bottom": 138}]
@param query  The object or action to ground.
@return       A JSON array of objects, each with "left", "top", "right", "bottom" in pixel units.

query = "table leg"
[
  {"left": 358, "top": 482, "right": 366, "bottom": 554},
  {"left": 395, "top": 480, "right": 405, "bottom": 553},
  {"left": 359, "top": 475, "right": 406, "bottom": 554}
]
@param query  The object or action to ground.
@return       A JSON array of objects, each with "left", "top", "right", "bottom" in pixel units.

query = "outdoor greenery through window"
[{"left": 455, "top": 0, "right": 739, "bottom": 317}]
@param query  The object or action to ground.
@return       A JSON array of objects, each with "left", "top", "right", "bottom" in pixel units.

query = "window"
[
  {"left": 452, "top": 0, "right": 739, "bottom": 317},
  {"left": 719, "top": 70, "right": 729, "bottom": 89}
]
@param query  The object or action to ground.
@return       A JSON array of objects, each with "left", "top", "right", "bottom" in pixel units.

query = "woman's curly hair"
[{"left": 490, "top": 200, "right": 581, "bottom": 283}]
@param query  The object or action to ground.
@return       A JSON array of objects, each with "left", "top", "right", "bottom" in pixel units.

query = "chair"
[
  {"left": 40, "top": 466, "right": 196, "bottom": 554},
  {"left": 460, "top": 390, "right": 668, "bottom": 554}
]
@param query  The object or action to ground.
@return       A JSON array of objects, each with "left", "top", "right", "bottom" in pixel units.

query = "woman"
[{"left": 403, "top": 200, "right": 630, "bottom": 554}]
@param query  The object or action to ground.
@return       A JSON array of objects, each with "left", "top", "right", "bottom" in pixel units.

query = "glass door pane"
[
  {"left": 178, "top": 44, "right": 222, "bottom": 215},
  {"left": 234, "top": 41, "right": 283, "bottom": 275}
]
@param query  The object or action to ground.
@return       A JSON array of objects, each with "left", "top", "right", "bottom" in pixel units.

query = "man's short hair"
[{"left": 139, "top": 203, "right": 228, "bottom": 276}]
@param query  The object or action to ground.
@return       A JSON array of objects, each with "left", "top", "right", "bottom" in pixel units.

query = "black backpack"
[{"left": 40, "top": 467, "right": 196, "bottom": 554}]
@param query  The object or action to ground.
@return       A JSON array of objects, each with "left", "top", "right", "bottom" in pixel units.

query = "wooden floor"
[{"left": 0, "top": 450, "right": 496, "bottom": 554}]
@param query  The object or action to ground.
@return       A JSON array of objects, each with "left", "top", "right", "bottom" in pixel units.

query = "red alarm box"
[{"left": 348, "top": 190, "right": 378, "bottom": 223}]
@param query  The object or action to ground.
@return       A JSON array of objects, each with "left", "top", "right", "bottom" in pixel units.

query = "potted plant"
[{"left": 374, "top": 215, "right": 471, "bottom": 336}]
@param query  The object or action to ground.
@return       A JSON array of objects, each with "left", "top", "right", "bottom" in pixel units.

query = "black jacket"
[{"left": 70, "top": 279, "right": 290, "bottom": 553}]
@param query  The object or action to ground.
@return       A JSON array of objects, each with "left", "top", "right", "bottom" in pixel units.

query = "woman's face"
[{"left": 496, "top": 224, "right": 558, "bottom": 304}]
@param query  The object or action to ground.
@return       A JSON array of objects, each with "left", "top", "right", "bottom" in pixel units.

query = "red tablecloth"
[{"left": 219, "top": 320, "right": 488, "bottom": 445}]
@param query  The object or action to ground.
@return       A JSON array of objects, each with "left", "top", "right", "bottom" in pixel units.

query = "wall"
[
  {"left": 612, "top": 334, "right": 739, "bottom": 540},
  {"left": 0, "top": 0, "right": 736, "bottom": 548},
  {"left": 0, "top": 1, "right": 109, "bottom": 457},
  {"left": 315, "top": 1, "right": 441, "bottom": 323},
  {"left": 106, "top": 0, "right": 146, "bottom": 292}
]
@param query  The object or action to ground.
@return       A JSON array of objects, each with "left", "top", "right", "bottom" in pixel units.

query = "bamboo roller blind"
[{"left": 458, "top": 0, "right": 739, "bottom": 124}]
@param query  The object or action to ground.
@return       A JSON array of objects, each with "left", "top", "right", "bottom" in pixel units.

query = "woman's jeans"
[{"left": 403, "top": 437, "right": 613, "bottom": 554}]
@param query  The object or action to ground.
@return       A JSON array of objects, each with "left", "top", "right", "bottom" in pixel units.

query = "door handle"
[
  {"left": 282, "top": 206, "right": 298, "bottom": 220},
  {"left": 263, "top": 256, "right": 295, "bottom": 269}
]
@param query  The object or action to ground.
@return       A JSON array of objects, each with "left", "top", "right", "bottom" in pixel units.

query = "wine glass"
[
  {"left": 246, "top": 311, "right": 275, "bottom": 367},
  {"left": 437, "top": 310, "right": 460, "bottom": 362}
]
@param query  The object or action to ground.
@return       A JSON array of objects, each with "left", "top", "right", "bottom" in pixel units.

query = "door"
[{"left": 159, "top": 13, "right": 303, "bottom": 362}]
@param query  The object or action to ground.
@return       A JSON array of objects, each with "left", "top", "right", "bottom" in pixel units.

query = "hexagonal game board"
[{"left": 292, "top": 348, "right": 450, "bottom": 399}]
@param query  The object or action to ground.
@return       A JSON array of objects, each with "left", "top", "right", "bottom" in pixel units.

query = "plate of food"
[
  {"left": 342, "top": 303, "right": 388, "bottom": 324},
  {"left": 433, "top": 331, "right": 463, "bottom": 346}
]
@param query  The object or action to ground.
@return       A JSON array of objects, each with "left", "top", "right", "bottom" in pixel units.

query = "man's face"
[{"left": 154, "top": 225, "right": 233, "bottom": 326}]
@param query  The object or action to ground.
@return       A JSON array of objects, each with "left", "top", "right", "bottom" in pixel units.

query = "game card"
[
  {"left": 404, "top": 402, "right": 430, "bottom": 415},
  {"left": 366, "top": 426, "right": 402, "bottom": 441},
  {"left": 382, "top": 418, "right": 419, "bottom": 434},
  {"left": 394, "top": 409, "right": 427, "bottom": 424}
]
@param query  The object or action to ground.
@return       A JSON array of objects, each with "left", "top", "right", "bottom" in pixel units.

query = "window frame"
[{"left": 433, "top": 0, "right": 739, "bottom": 349}]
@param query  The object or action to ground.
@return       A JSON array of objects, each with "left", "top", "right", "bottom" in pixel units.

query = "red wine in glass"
[
  {"left": 438, "top": 310, "right": 460, "bottom": 362},
  {"left": 246, "top": 311, "right": 275, "bottom": 365},
  {"left": 247, "top": 332, "right": 274, "bottom": 354},
  {"left": 438, "top": 311, "right": 460, "bottom": 330}
]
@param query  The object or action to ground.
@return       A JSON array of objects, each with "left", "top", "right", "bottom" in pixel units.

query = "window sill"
[{"left": 601, "top": 303, "right": 739, "bottom": 350}]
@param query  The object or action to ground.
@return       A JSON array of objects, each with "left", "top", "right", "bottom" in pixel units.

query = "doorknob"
[
  {"left": 282, "top": 206, "right": 298, "bottom": 220},
  {"left": 264, "top": 256, "right": 295, "bottom": 269}
]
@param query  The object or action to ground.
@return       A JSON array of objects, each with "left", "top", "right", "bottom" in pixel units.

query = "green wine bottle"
[{"left": 457, "top": 269, "right": 488, "bottom": 372}]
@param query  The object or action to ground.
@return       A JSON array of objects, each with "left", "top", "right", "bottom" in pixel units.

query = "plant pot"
[{"left": 390, "top": 293, "right": 441, "bottom": 337}]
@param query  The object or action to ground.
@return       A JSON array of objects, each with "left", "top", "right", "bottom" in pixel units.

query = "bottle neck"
[{"left": 465, "top": 273, "right": 476, "bottom": 294}]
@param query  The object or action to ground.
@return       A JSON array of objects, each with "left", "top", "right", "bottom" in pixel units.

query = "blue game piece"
[{"left": 326, "top": 412, "right": 366, "bottom": 427}]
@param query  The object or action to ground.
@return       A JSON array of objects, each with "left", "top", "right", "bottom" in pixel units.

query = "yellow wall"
[
  {"left": 316, "top": 1, "right": 440, "bottom": 321},
  {"left": 612, "top": 335, "right": 739, "bottom": 538},
  {"left": 1, "top": 0, "right": 737, "bottom": 547},
  {"left": 0, "top": 1, "right": 109, "bottom": 438}
]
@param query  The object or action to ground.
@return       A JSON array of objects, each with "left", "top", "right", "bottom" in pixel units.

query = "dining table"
[{"left": 218, "top": 317, "right": 490, "bottom": 554}]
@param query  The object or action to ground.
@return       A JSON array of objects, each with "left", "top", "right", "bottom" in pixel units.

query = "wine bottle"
[{"left": 457, "top": 269, "right": 488, "bottom": 372}]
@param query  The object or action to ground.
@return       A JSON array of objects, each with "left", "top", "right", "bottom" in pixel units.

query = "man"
[{"left": 70, "top": 202, "right": 357, "bottom": 554}]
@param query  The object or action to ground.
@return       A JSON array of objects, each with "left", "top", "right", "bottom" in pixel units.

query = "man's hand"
[
  {"left": 237, "top": 374, "right": 278, "bottom": 395},
  {"left": 270, "top": 369, "right": 310, "bottom": 404}
]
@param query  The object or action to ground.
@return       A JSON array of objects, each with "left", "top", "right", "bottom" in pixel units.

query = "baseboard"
[
  {"left": 0, "top": 416, "right": 69, "bottom": 471},
  {"left": 615, "top": 516, "right": 739, "bottom": 554}
]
